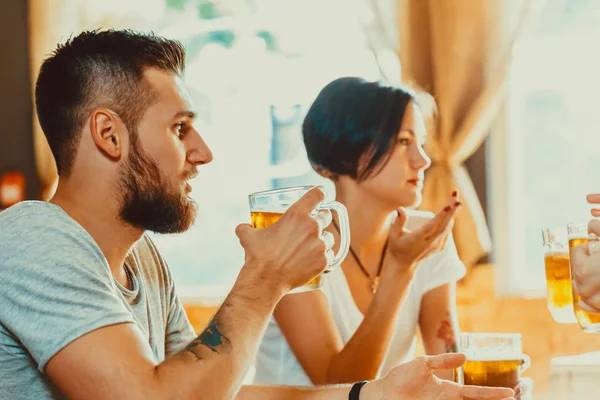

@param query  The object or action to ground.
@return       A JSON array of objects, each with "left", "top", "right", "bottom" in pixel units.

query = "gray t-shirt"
[{"left": 0, "top": 201, "right": 196, "bottom": 399}]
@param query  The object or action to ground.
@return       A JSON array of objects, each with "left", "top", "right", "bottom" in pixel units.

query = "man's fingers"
[
  {"left": 314, "top": 209, "right": 333, "bottom": 232},
  {"left": 570, "top": 244, "right": 587, "bottom": 281},
  {"left": 587, "top": 193, "right": 600, "bottom": 205},
  {"left": 589, "top": 219, "right": 600, "bottom": 237},
  {"left": 578, "top": 299, "right": 600, "bottom": 314},
  {"left": 325, "top": 248, "right": 335, "bottom": 265},
  {"left": 461, "top": 385, "right": 515, "bottom": 399},
  {"left": 235, "top": 223, "right": 252, "bottom": 240},
  {"left": 422, "top": 353, "right": 466, "bottom": 370},
  {"left": 320, "top": 231, "right": 335, "bottom": 250},
  {"left": 290, "top": 186, "right": 325, "bottom": 214}
]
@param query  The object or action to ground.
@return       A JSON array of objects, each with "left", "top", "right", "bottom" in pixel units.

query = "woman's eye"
[{"left": 397, "top": 138, "right": 410, "bottom": 146}]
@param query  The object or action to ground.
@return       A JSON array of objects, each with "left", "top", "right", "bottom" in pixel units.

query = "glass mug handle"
[
  {"left": 317, "top": 200, "right": 350, "bottom": 272},
  {"left": 520, "top": 354, "right": 531, "bottom": 374}
]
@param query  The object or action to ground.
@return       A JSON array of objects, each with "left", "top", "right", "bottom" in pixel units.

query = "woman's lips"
[{"left": 407, "top": 179, "right": 423, "bottom": 188}]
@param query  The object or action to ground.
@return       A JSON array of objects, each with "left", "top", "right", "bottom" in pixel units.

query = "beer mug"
[
  {"left": 248, "top": 185, "right": 350, "bottom": 294},
  {"left": 567, "top": 222, "right": 600, "bottom": 332},
  {"left": 460, "top": 333, "right": 530, "bottom": 389},
  {"left": 541, "top": 227, "right": 577, "bottom": 323}
]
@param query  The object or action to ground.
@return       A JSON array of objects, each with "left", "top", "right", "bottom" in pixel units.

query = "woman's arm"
[
  {"left": 274, "top": 202, "right": 461, "bottom": 385},
  {"left": 273, "top": 262, "right": 415, "bottom": 385},
  {"left": 418, "top": 282, "right": 460, "bottom": 380}
]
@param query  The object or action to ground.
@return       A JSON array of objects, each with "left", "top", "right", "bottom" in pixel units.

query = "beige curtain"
[
  {"left": 28, "top": 0, "right": 74, "bottom": 200},
  {"left": 28, "top": 0, "right": 163, "bottom": 200},
  {"left": 397, "top": 0, "right": 537, "bottom": 267}
]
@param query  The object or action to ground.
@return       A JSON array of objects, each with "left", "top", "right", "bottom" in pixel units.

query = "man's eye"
[{"left": 174, "top": 123, "right": 186, "bottom": 138}]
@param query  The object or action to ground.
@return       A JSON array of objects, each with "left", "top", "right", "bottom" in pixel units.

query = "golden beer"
[
  {"left": 544, "top": 252, "right": 573, "bottom": 317},
  {"left": 460, "top": 333, "right": 529, "bottom": 389},
  {"left": 463, "top": 358, "right": 521, "bottom": 388},
  {"left": 569, "top": 237, "right": 600, "bottom": 329},
  {"left": 250, "top": 211, "right": 323, "bottom": 291},
  {"left": 542, "top": 227, "right": 577, "bottom": 323}
]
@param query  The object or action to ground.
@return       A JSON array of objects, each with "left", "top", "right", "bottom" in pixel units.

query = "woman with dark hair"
[{"left": 253, "top": 77, "right": 465, "bottom": 385}]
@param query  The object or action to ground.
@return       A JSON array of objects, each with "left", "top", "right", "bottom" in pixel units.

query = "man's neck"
[{"left": 50, "top": 185, "right": 143, "bottom": 277}]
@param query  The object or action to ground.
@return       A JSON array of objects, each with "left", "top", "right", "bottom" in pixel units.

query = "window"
[
  {"left": 139, "top": 0, "right": 399, "bottom": 296},
  {"left": 492, "top": 0, "right": 600, "bottom": 296}
]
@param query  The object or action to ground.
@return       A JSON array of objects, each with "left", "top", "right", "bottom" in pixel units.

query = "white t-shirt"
[{"left": 253, "top": 210, "right": 467, "bottom": 386}]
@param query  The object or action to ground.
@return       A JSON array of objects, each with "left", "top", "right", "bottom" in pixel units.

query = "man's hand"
[
  {"left": 513, "top": 377, "right": 533, "bottom": 400},
  {"left": 236, "top": 187, "right": 334, "bottom": 293},
  {"left": 570, "top": 195, "right": 600, "bottom": 313},
  {"left": 362, "top": 353, "right": 514, "bottom": 400},
  {"left": 588, "top": 193, "right": 600, "bottom": 217}
]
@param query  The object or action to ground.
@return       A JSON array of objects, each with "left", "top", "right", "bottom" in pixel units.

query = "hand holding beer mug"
[
  {"left": 567, "top": 222, "right": 600, "bottom": 332},
  {"left": 241, "top": 185, "right": 350, "bottom": 294},
  {"left": 373, "top": 353, "right": 515, "bottom": 400},
  {"left": 541, "top": 227, "right": 577, "bottom": 323},
  {"left": 460, "top": 333, "right": 530, "bottom": 391},
  {"left": 570, "top": 217, "right": 600, "bottom": 315}
]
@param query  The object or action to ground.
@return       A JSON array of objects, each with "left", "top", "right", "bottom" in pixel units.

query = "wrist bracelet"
[{"left": 349, "top": 381, "right": 368, "bottom": 400}]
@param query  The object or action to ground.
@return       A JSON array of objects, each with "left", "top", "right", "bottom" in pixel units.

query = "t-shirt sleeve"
[
  {"left": 142, "top": 236, "right": 196, "bottom": 356},
  {"left": 165, "top": 285, "right": 196, "bottom": 356},
  {"left": 0, "top": 209, "right": 135, "bottom": 372},
  {"left": 419, "top": 232, "right": 467, "bottom": 295}
]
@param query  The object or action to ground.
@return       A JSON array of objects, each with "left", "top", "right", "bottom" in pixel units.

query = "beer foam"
[
  {"left": 251, "top": 207, "right": 288, "bottom": 213},
  {"left": 464, "top": 353, "right": 521, "bottom": 362},
  {"left": 544, "top": 251, "right": 569, "bottom": 257}
]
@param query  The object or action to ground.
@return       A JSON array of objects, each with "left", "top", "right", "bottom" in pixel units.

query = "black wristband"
[{"left": 349, "top": 381, "right": 368, "bottom": 400}]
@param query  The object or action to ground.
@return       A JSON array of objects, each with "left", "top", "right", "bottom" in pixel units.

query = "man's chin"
[{"left": 124, "top": 200, "right": 198, "bottom": 235}]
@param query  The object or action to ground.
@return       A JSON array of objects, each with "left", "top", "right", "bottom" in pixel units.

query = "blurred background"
[{"left": 3, "top": 0, "right": 600, "bottom": 397}]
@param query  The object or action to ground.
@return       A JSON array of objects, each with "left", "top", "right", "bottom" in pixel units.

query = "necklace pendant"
[{"left": 371, "top": 276, "right": 380, "bottom": 293}]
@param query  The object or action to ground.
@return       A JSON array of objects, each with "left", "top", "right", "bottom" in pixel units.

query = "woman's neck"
[{"left": 334, "top": 182, "right": 396, "bottom": 268}]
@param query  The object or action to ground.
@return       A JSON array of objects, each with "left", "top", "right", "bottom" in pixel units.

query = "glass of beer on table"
[
  {"left": 460, "top": 333, "right": 530, "bottom": 389},
  {"left": 567, "top": 222, "right": 600, "bottom": 332},
  {"left": 541, "top": 227, "right": 577, "bottom": 323},
  {"left": 248, "top": 185, "right": 350, "bottom": 294}
]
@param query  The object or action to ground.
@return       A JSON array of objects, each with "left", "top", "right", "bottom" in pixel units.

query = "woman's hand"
[{"left": 388, "top": 191, "right": 461, "bottom": 269}]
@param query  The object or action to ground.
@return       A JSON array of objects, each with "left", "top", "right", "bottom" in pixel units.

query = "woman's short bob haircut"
[{"left": 302, "top": 77, "right": 435, "bottom": 182}]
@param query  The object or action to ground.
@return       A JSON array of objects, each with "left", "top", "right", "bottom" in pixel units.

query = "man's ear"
[{"left": 89, "top": 109, "right": 124, "bottom": 160}]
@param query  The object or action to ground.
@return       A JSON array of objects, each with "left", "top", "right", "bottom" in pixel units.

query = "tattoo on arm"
[
  {"left": 437, "top": 312, "right": 458, "bottom": 353},
  {"left": 184, "top": 319, "right": 231, "bottom": 360}
]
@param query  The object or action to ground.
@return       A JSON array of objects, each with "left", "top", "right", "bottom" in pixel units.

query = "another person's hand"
[
  {"left": 362, "top": 353, "right": 514, "bottom": 399},
  {"left": 513, "top": 377, "right": 533, "bottom": 400},
  {"left": 570, "top": 193, "right": 600, "bottom": 313},
  {"left": 388, "top": 191, "right": 461, "bottom": 269},
  {"left": 588, "top": 193, "right": 600, "bottom": 217},
  {"left": 236, "top": 187, "right": 334, "bottom": 293}
]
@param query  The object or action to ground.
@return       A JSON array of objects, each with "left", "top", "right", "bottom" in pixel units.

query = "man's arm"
[
  {"left": 236, "top": 384, "right": 354, "bottom": 400},
  {"left": 47, "top": 264, "right": 284, "bottom": 400},
  {"left": 237, "top": 354, "right": 514, "bottom": 400},
  {"left": 47, "top": 188, "right": 334, "bottom": 399}
]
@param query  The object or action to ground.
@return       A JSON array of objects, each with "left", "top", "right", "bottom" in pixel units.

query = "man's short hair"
[{"left": 35, "top": 29, "right": 186, "bottom": 176}]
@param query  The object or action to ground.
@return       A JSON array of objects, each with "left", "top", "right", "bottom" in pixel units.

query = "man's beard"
[{"left": 118, "top": 134, "right": 197, "bottom": 234}]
